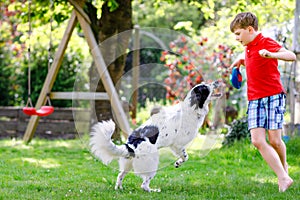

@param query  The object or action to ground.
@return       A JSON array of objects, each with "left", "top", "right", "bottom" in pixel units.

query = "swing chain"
[
  {"left": 23, "top": 0, "right": 54, "bottom": 117},
  {"left": 25, "top": 97, "right": 33, "bottom": 108},
  {"left": 27, "top": 0, "right": 32, "bottom": 98},
  {"left": 46, "top": 93, "right": 52, "bottom": 106},
  {"left": 48, "top": 0, "right": 54, "bottom": 70},
  {"left": 44, "top": 0, "right": 55, "bottom": 108}
]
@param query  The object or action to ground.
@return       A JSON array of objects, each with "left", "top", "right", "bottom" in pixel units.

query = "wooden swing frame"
[{"left": 23, "top": 0, "right": 131, "bottom": 143}]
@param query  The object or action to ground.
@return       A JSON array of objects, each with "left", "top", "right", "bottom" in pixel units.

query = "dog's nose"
[{"left": 212, "top": 80, "right": 220, "bottom": 88}]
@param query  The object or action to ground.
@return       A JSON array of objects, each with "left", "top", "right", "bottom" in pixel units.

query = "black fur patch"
[
  {"left": 142, "top": 126, "right": 160, "bottom": 144},
  {"left": 125, "top": 144, "right": 135, "bottom": 157},
  {"left": 128, "top": 134, "right": 145, "bottom": 148},
  {"left": 190, "top": 84, "right": 210, "bottom": 109},
  {"left": 127, "top": 125, "right": 159, "bottom": 148}
]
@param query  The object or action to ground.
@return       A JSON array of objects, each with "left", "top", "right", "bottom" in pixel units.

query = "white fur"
[
  {"left": 90, "top": 120, "right": 129, "bottom": 165},
  {"left": 90, "top": 81, "right": 221, "bottom": 192}
]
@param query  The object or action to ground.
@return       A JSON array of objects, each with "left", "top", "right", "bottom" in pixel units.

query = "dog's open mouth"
[
  {"left": 212, "top": 92, "right": 222, "bottom": 98},
  {"left": 211, "top": 89, "right": 222, "bottom": 98}
]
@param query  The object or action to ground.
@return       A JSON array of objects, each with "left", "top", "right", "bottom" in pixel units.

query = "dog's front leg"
[{"left": 173, "top": 148, "right": 189, "bottom": 168}]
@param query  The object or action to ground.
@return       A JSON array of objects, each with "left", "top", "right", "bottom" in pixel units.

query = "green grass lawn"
[{"left": 0, "top": 135, "right": 299, "bottom": 200}]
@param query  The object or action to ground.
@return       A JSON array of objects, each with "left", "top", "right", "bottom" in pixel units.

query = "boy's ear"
[{"left": 247, "top": 26, "right": 255, "bottom": 33}]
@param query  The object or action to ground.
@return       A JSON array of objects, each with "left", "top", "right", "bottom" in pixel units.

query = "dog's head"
[{"left": 186, "top": 81, "right": 222, "bottom": 110}]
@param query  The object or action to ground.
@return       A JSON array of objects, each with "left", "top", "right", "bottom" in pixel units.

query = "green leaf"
[{"left": 107, "top": 0, "right": 119, "bottom": 12}]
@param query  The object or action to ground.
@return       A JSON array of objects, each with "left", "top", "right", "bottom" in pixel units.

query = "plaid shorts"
[{"left": 247, "top": 93, "right": 286, "bottom": 130}]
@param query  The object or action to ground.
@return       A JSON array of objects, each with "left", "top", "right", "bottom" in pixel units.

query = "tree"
[
  {"left": 85, "top": 0, "right": 132, "bottom": 139},
  {"left": 132, "top": 0, "right": 208, "bottom": 31},
  {"left": 292, "top": 0, "right": 300, "bottom": 131}
]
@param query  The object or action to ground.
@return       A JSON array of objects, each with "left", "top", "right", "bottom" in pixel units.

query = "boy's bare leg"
[
  {"left": 250, "top": 128, "right": 293, "bottom": 192},
  {"left": 268, "top": 129, "right": 288, "bottom": 173}
]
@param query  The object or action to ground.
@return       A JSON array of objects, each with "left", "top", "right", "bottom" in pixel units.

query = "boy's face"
[{"left": 233, "top": 27, "right": 254, "bottom": 46}]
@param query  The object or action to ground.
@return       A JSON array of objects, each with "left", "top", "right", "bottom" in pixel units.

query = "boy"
[{"left": 230, "top": 12, "right": 296, "bottom": 192}]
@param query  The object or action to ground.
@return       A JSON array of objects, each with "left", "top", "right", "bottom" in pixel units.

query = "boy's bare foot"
[{"left": 278, "top": 177, "right": 293, "bottom": 192}]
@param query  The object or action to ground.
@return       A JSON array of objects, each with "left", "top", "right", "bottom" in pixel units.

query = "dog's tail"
[{"left": 89, "top": 120, "right": 133, "bottom": 165}]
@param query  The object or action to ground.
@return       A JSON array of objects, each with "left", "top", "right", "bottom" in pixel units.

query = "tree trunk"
[
  {"left": 294, "top": 0, "right": 300, "bottom": 126},
  {"left": 289, "top": 0, "right": 300, "bottom": 136},
  {"left": 87, "top": 0, "right": 132, "bottom": 140}
]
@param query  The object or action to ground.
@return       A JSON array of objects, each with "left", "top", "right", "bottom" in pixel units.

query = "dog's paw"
[
  {"left": 150, "top": 188, "right": 161, "bottom": 192},
  {"left": 115, "top": 184, "right": 123, "bottom": 190},
  {"left": 141, "top": 185, "right": 150, "bottom": 192},
  {"left": 174, "top": 159, "right": 183, "bottom": 168},
  {"left": 141, "top": 185, "right": 161, "bottom": 192}
]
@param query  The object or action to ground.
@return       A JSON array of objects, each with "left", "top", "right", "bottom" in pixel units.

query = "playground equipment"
[
  {"left": 23, "top": 0, "right": 131, "bottom": 143},
  {"left": 23, "top": 0, "right": 54, "bottom": 117}
]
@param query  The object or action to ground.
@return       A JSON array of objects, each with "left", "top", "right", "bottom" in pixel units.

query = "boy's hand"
[
  {"left": 229, "top": 59, "right": 244, "bottom": 72},
  {"left": 259, "top": 48, "right": 296, "bottom": 61},
  {"left": 259, "top": 49, "right": 272, "bottom": 58}
]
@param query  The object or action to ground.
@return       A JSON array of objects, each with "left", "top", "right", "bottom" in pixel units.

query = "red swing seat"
[
  {"left": 23, "top": 106, "right": 54, "bottom": 117},
  {"left": 23, "top": 107, "right": 37, "bottom": 115},
  {"left": 23, "top": 97, "right": 54, "bottom": 117},
  {"left": 36, "top": 105, "right": 54, "bottom": 117},
  {"left": 23, "top": 97, "right": 37, "bottom": 116}
]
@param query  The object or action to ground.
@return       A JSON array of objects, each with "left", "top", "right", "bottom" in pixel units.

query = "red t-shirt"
[{"left": 245, "top": 33, "right": 284, "bottom": 100}]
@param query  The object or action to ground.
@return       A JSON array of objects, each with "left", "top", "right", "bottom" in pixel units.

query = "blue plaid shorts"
[{"left": 247, "top": 93, "right": 286, "bottom": 130}]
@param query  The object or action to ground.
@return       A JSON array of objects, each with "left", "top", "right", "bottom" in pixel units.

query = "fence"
[{"left": 0, "top": 107, "right": 90, "bottom": 139}]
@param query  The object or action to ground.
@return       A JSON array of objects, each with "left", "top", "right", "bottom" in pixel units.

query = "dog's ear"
[
  {"left": 141, "top": 126, "right": 159, "bottom": 145},
  {"left": 190, "top": 85, "right": 210, "bottom": 109}
]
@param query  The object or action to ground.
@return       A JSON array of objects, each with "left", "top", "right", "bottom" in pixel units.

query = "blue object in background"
[
  {"left": 230, "top": 67, "right": 242, "bottom": 89},
  {"left": 282, "top": 135, "right": 290, "bottom": 143}
]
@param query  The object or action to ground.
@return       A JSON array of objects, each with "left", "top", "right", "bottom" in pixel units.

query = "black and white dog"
[{"left": 90, "top": 81, "right": 222, "bottom": 192}]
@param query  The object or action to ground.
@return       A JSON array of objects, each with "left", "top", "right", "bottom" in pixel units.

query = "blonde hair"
[{"left": 230, "top": 12, "right": 258, "bottom": 32}]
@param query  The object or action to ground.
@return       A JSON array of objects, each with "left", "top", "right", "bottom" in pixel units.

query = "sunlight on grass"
[
  {"left": 30, "top": 140, "right": 78, "bottom": 149},
  {"left": 16, "top": 158, "right": 61, "bottom": 168},
  {"left": 250, "top": 175, "right": 277, "bottom": 185},
  {"left": 289, "top": 164, "right": 300, "bottom": 174},
  {"left": 186, "top": 134, "right": 224, "bottom": 158},
  {"left": 2, "top": 139, "right": 33, "bottom": 149},
  {"left": 2, "top": 138, "right": 81, "bottom": 150},
  {"left": 188, "top": 134, "right": 223, "bottom": 150}
]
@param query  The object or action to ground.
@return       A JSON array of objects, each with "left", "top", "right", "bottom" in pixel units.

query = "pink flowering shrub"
[{"left": 160, "top": 35, "right": 234, "bottom": 103}]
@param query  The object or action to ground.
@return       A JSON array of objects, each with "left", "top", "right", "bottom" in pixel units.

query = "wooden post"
[
  {"left": 23, "top": 11, "right": 78, "bottom": 143},
  {"left": 131, "top": 25, "right": 140, "bottom": 119},
  {"left": 68, "top": 0, "right": 91, "bottom": 24},
  {"left": 75, "top": 10, "right": 131, "bottom": 136}
]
